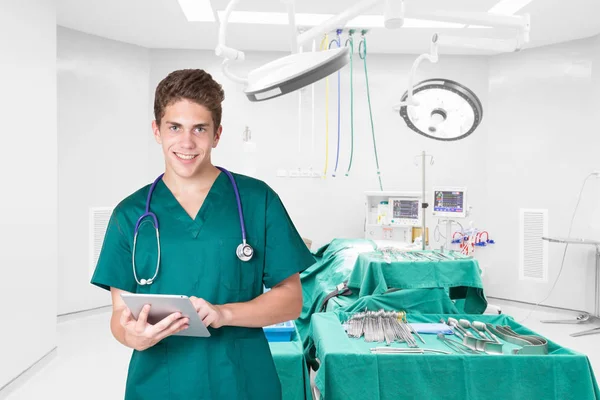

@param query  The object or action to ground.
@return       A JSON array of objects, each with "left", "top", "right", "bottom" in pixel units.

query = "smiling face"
[{"left": 152, "top": 99, "right": 222, "bottom": 180}]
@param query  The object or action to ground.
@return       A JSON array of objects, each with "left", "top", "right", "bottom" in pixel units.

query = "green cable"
[
  {"left": 345, "top": 31, "right": 355, "bottom": 177},
  {"left": 359, "top": 31, "right": 383, "bottom": 191}
]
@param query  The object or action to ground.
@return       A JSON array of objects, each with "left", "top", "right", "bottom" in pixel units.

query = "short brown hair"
[{"left": 153, "top": 69, "right": 225, "bottom": 131}]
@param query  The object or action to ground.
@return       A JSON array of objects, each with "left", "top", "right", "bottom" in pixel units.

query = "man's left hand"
[{"left": 189, "top": 296, "right": 230, "bottom": 328}]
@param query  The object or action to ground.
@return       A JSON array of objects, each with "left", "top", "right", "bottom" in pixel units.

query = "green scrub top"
[{"left": 91, "top": 171, "right": 315, "bottom": 400}]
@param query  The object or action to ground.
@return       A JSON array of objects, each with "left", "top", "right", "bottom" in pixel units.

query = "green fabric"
[
  {"left": 325, "top": 288, "right": 460, "bottom": 314},
  {"left": 347, "top": 251, "right": 488, "bottom": 313},
  {"left": 310, "top": 312, "right": 600, "bottom": 400},
  {"left": 91, "top": 171, "right": 315, "bottom": 400},
  {"left": 303, "top": 288, "right": 459, "bottom": 367},
  {"left": 270, "top": 329, "right": 311, "bottom": 400},
  {"left": 297, "top": 239, "right": 377, "bottom": 350},
  {"left": 297, "top": 239, "right": 487, "bottom": 354}
]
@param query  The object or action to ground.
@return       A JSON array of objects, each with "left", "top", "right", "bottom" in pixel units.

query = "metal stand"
[
  {"left": 540, "top": 237, "right": 600, "bottom": 337},
  {"left": 416, "top": 151, "right": 433, "bottom": 251}
]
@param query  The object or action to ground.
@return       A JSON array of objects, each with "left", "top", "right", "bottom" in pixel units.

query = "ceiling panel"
[{"left": 57, "top": 0, "right": 600, "bottom": 55}]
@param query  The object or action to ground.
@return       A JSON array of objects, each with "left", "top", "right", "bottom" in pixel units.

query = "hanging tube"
[{"left": 360, "top": 31, "right": 383, "bottom": 191}]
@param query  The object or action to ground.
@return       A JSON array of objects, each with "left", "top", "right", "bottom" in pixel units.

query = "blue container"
[{"left": 263, "top": 320, "right": 295, "bottom": 342}]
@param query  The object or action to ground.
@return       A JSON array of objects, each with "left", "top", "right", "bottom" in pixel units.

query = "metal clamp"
[{"left": 486, "top": 324, "right": 548, "bottom": 355}]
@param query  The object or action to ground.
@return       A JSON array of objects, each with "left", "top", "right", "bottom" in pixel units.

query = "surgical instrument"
[
  {"left": 447, "top": 318, "right": 475, "bottom": 338},
  {"left": 408, "top": 323, "right": 426, "bottom": 344},
  {"left": 443, "top": 318, "right": 503, "bottom": 354},
  {"left": 473, "top": 321, "right": 501, "bottom": 344},
  {"left": 436, "top": 333, "right": 481, "bottom": 355},
  {"left": 370, "top": 347, "right": 452, "bottom": 355},
  {"left": 459, "top": 319, "right": 486, "bottom": 339},
  {"left": 346, "top": 310, "right": 418, "bottom": 347},
  {"left": 486, "top": 324, "right": 548, "bottom": 355}
]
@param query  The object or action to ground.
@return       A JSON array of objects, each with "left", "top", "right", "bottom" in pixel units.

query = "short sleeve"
[
  {"left": 90, "top": 208, "right": 136, "bottom": 293},
  {"left": 263, "top": 193, "right": 315, "bottom": 288}
]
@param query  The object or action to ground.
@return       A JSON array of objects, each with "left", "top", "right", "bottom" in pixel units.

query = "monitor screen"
[
  {"left": 392, "top": 199, "right": 420, "bottom": 220},
  {"left": 433, "top": 190, "right": 465, "bottom": 214}
]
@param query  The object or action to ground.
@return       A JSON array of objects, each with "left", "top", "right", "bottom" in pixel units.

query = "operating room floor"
[{"left": 4, "top": 299, "right": 600, "bottom": 400}]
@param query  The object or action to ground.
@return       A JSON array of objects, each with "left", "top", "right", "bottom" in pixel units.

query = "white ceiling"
[{"left": 57, "top": 0, "right": 600, "bottom": 55}]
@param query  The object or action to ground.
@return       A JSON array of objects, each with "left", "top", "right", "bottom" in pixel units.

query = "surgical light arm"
[
  {"left": 216, "top": 0, "right": 530, "bottom": 100},
  {"left": 215, "top": 0, "right": 248, "bottom": 85},
  {"left": 394, "top": 14, "right": 530, "bottom": 110}
]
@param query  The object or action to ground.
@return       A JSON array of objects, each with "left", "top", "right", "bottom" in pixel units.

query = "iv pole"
[{"left": 417, "top": 151, "right": 433, "bottom": 250}]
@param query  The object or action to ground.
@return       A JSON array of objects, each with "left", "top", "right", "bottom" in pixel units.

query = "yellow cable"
[{"left": 321, "top": 34, "right": 329, "bottom": 179}]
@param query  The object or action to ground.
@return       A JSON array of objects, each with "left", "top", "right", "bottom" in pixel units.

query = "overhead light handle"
[{"left": 215, "top": 0, "right": 248, "bottom": 84}]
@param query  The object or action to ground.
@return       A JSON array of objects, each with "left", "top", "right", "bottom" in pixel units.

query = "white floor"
[{"left": 3, "top": 299, "right": 600, "bottom": 400}]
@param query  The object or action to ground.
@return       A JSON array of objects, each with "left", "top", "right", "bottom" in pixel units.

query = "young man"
[{"left": 91, "top": 69, "right": 314, "bottom": 399}]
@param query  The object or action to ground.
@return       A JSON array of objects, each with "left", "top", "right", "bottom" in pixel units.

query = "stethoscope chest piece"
[{"left": 237, "top": 242, "right": 254, "bottom": 262}]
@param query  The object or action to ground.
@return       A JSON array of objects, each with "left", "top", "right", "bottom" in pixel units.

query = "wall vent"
[
  {"left": 519, "top": 208, "right": 548, "bottom": 282},
  {"left": 89, "top": 207, "right": 113, "bottom": 280}
]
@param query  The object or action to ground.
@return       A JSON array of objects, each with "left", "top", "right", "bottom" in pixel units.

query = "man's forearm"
[{"left": 218, "top": 280, "right": 302, "bottom": 328}]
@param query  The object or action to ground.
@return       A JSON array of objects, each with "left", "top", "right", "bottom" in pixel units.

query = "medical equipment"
[
  {"left": 459, "top": 319, "right": 486, "bottom": 339},
  {"left": 376, "top": 248, "right": 467, "bottom": 264},
  {"left": 389, "top": 197, "right": 421, "bottom": 227},
  {"left": 447, "top": 318, "right": 472, "bottom": 338},
  {"left": 400, "top": 77, "right": 483, "bottom": 141},
  {"left": 365, "top": 191, "right": 422, "bottom": 244},
  {"left": 436, "top": 333, "right": 481, "bottom": 355},
  {"left": 360, "top": 30, "right": 384, "bottom": 191},
  {"left": 322, "top": 34, "right": 331, "bottom": 178},
  {"left": 415, "top": 152, "right": 435, "bottom": 250},
  {"left": 432, "top": 187, "right": 467, "bottom": 218},
  {"left": 394, "top": 20, "right": 527, "bottom": 140},
  {"left": 217, "top": 0, "right": 529, "bottom": 104},
  {"left": 370, "top": 347, "right": 451, "bottom": 355},
  {"left": 132, "top": 167, "right": 253, "bottom": 286},
  {"left": 331, "top": 29, "right": 342, "bottom": 178},
  {"left": 345, "top": 309, "right": 418, "bottom": 347},
  {"left": 472, "top": 321, "right": 501, "bottom": 344},
  {"left": 263, "top": 320, "right": 296, "bottom": 342},
  {"left": 486, "top": 324, "right": 548, "bottom": 355},
  {"left": 344, "top": 30, "right": 355, "bottom": 177},
  {"left": 444, "top": 318, "right": 503, "bottom": 355}
]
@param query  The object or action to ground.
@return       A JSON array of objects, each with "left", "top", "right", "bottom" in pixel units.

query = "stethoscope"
[{"left": 132, "top": 166, "right": 254, "bottom": 286}]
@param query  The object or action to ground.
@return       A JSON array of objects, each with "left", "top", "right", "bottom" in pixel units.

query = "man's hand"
[
  {"left": 189, "top": 296, "right": 231, "bottom": 329},
  {"left": 120, "top": 305, "right": 189, "bottom": 351}
]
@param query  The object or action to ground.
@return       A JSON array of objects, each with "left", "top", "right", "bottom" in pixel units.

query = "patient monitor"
[
  {"left": 432, "top": 187, "right": 467, "bottom": 218},
  {"left": 389, "top": 197, "right": 421, "bottom": 226},
  {"left": 365, "top": 191, "right": 422, "bottom": 244}
]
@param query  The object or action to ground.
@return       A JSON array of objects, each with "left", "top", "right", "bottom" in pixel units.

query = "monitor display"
[
  {"left": 392, "top": 199, "right": 419, "bottom": 220},
  {"left": 433, "top": 189, "right": 466, "bottom": 217}
]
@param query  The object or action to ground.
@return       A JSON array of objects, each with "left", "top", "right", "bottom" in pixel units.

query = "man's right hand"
[{"left": 119, "top": 305, "right": 189, "bottom": 351}]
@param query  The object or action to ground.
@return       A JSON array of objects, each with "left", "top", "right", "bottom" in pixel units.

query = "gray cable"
[{"left": 519, "top": 173, "right": 595, "bottom": 323}]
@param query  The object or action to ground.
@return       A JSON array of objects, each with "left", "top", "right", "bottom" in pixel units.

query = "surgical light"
[
  {"left": 399, "top": 78, "right": 483, "bottom": 141},
  {"left": 217, "top": 0, "right": 403, "bottom": 102},
  {"left": 244, "top": 48, "right": 350, "bottom": 102},
  {"left": 216, "top": 0, "right": 529, "bottom": 104}
]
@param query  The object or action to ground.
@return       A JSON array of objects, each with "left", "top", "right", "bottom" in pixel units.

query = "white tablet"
[{"left": 120, "top": 293, "right": 210, "bottom": 338}]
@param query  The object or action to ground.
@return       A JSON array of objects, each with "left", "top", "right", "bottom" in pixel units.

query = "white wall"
[
  {"left": 480, "top": 35, "right": 600, "bottom": 312},
  {"left": 0, "top": 0, "right": 57, "bottom": 390},
  {"left": 148, "top": 49, "right": 490, "bottom": 251},
  {"left": 57, "top": 27, "right": 151, "bottom": 315}
]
